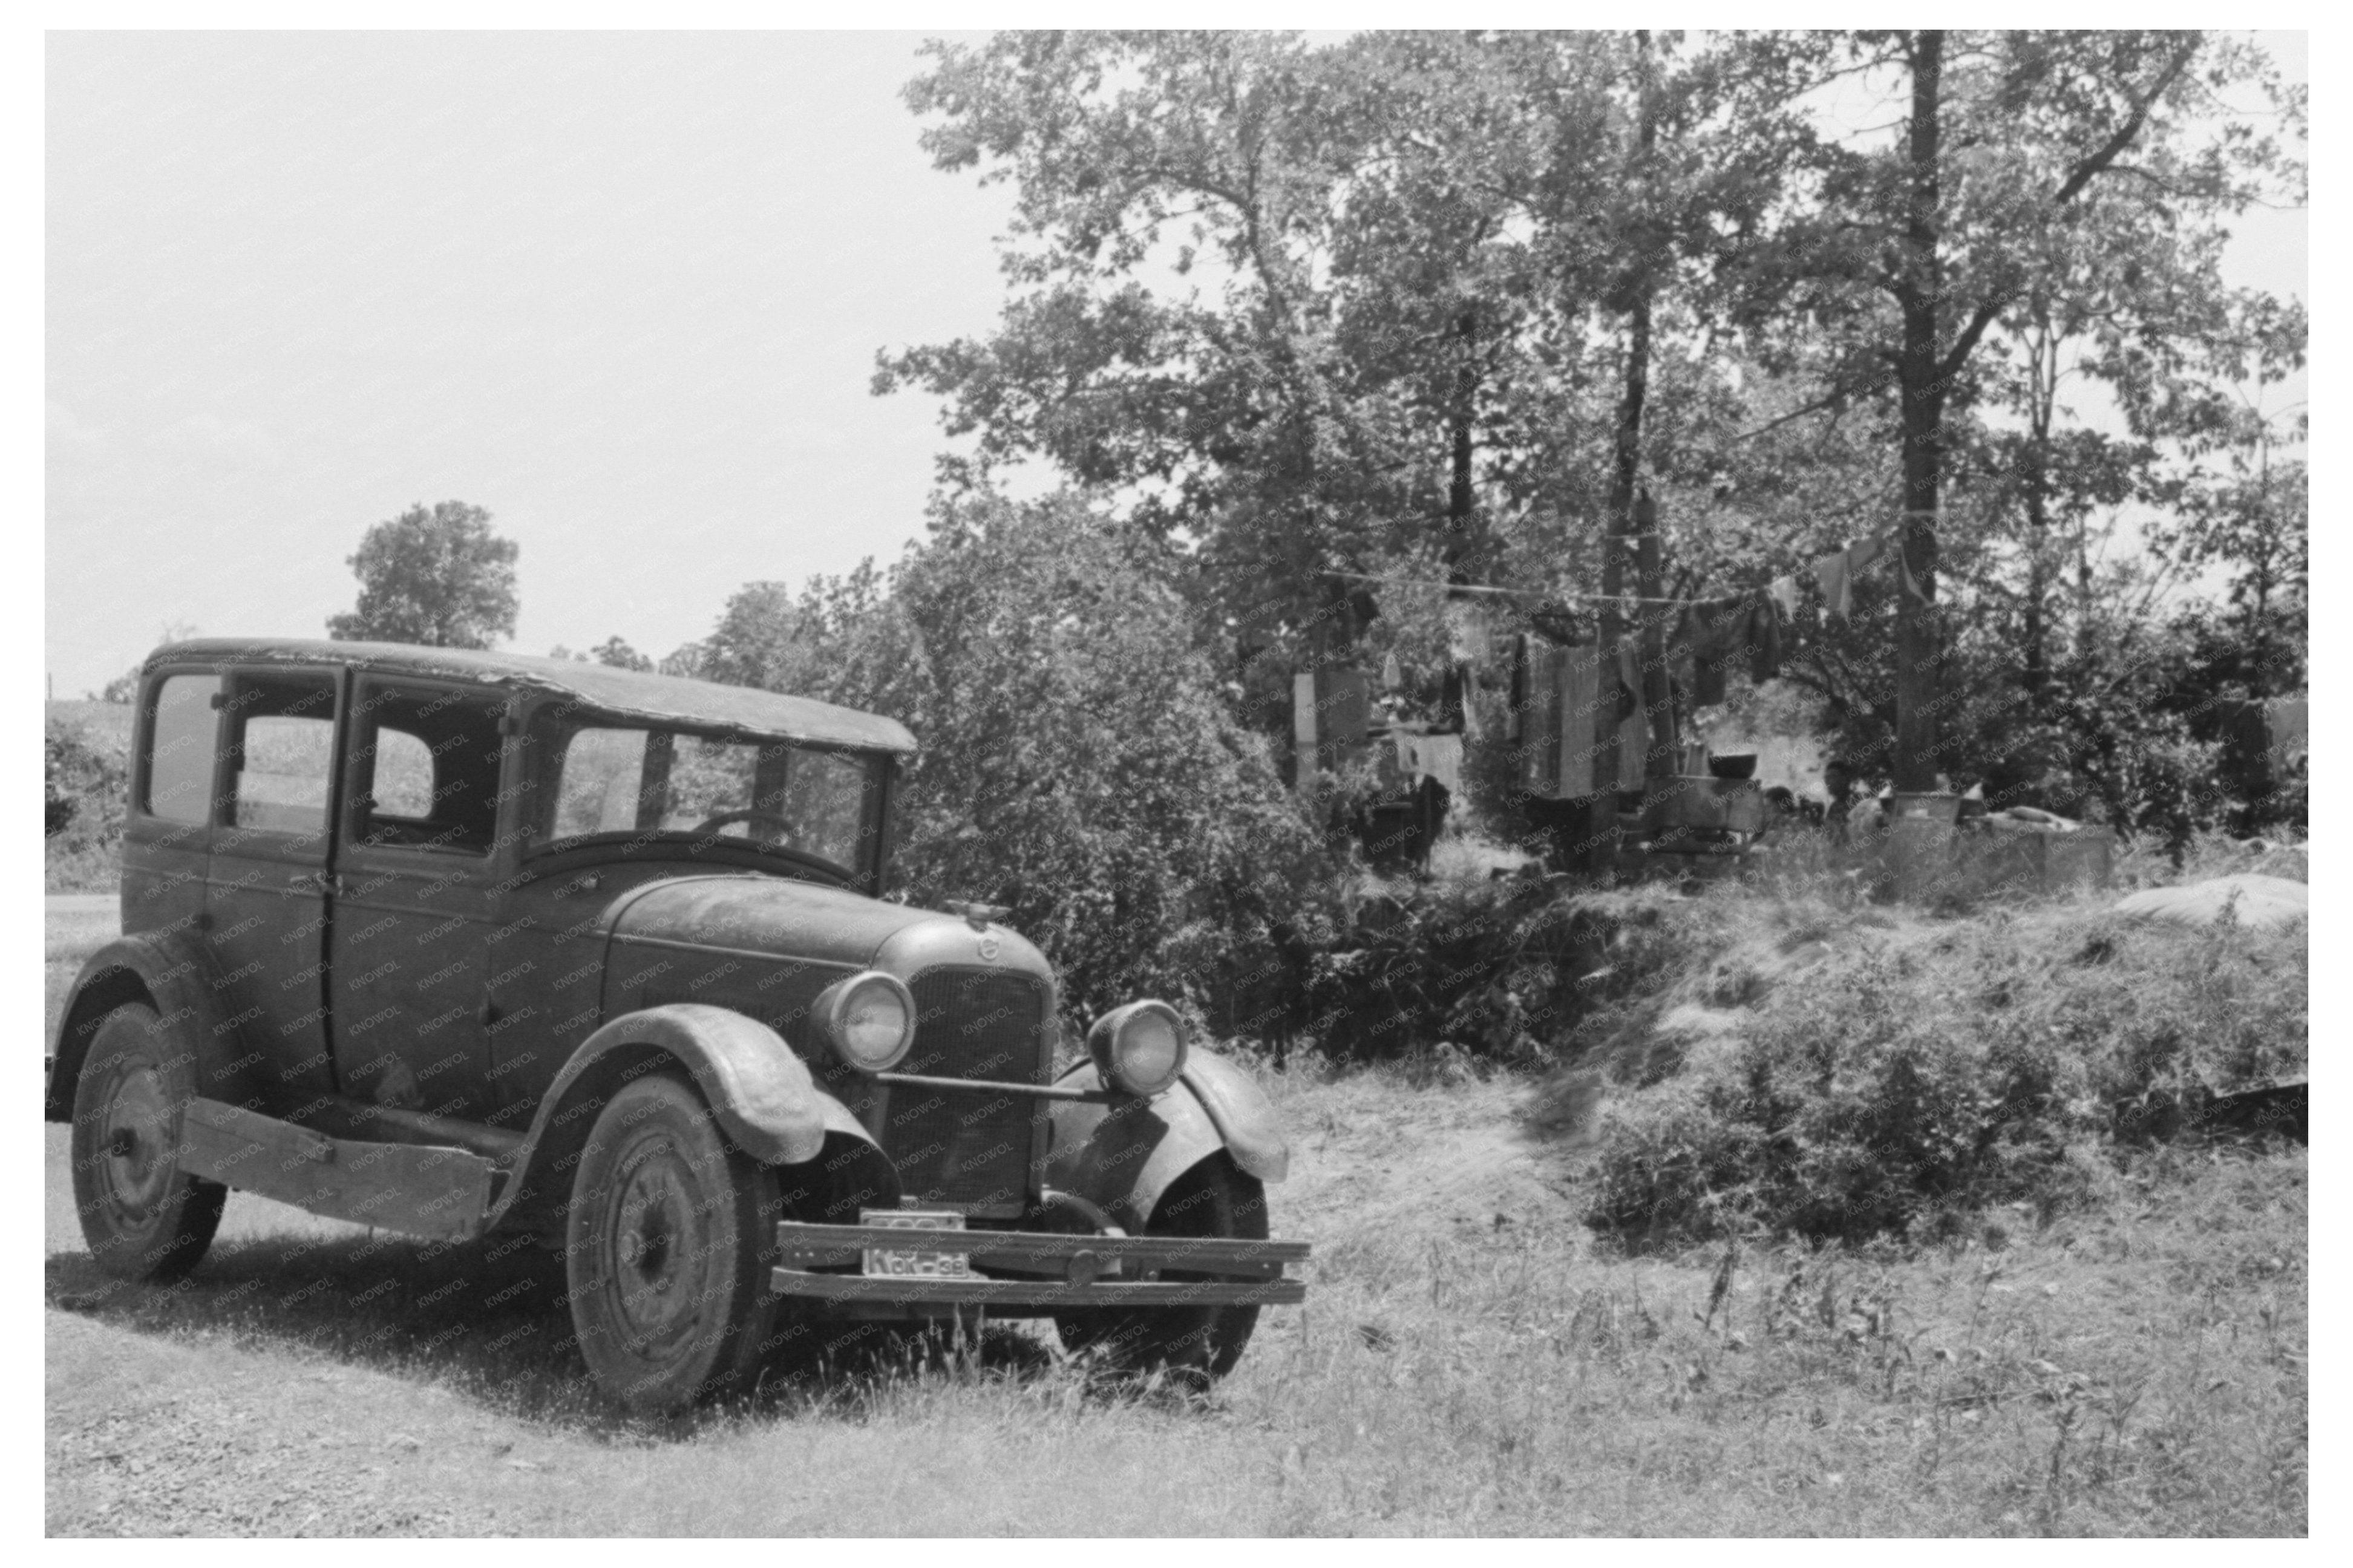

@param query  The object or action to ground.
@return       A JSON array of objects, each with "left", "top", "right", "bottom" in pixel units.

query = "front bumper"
[{"left": 770, "top": 1222, "right": 1308, "bottom": 1314}]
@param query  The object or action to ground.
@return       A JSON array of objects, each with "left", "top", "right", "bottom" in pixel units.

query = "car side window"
[
  {"left": 351, "top": 684, "right": 507, "bottom": 854},
  {"left": 143, "top": 673, "right": 223, "bottom": 825},
  {"left": 227, "top": 675, "right": 338, "bottom": 835},
  {"left": 552, "top": 727, "right": 653, "bottom": 838}
]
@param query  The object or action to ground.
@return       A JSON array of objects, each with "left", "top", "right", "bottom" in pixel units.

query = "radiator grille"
[{"left": 883, "top": 969, "right": 1047, "bottom": 1214}]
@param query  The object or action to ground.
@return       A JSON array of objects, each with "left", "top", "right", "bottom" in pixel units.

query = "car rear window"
[{"left": 143, "top": 673, "right": 222, "bottom": 825}]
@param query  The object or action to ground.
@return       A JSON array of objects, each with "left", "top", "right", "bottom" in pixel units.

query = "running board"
[{"left": 177, "top": 1097, "right": 499, "bottom": 1241}]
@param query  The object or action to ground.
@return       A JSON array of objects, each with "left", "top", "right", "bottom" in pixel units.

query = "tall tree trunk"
[
  {"left": 1439, "top": 310, "right": 1479, "bottom": 731},
  {"left": 1447, "top": 308, "right": 1478, "bottom": 566},
  {"left": 1613, "top": 30, "right": 1675, "bottom": 783},
  {"left": 2021, "top": 327, "right": 2054, "bottom": 711},
  {"left": 1893, "top": 30, "right": 1948, "bottom": 793}
]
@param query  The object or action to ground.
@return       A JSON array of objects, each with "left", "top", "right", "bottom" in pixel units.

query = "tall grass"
[{"left": 1583, "top": 884, "right": 2306, "bottom": 1246}]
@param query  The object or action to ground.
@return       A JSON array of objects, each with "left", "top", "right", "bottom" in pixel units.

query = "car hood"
[{"left": 606, "top": 874, "right": 1056, "bottom": 992}]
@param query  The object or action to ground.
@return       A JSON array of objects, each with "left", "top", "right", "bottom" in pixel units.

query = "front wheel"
[
  {"left": 69, "top": 1002, "right": 226, "bottom": 1282},
  {"left": 565, "top": 1071, "right": 781, "bottom": 1413},
  {"left": 1054, "top": 1154, "right": 1269, "bottom": 1382}
]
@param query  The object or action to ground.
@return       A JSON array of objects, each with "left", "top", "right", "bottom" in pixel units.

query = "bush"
[
  {"left": 1299, "top": 874, "right": 1620, "bottom": 1065},
  {"left": 1586, "top": 903, "right": 2307, "bottom": 1246},
  {"left": 46, "top": 716, "right": 128, "bottom": 893},
  {"left": 695, "top": 489, "right": 1345, "bottom": 1027},
  {"left": 46, "top": 715, "right": 125, "bottom": 843}
]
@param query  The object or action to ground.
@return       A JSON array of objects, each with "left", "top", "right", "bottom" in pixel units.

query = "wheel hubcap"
[
  {"left": 606, "top": 1140, "right": 710, "bottom": 1356},
  {"left": 99, "top": 1063, "right": 173, "bottom": 1223}
]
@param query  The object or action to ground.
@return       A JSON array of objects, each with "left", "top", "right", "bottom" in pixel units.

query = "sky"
[
  {"left": 44, "top": 30, "right": 2308, "bottom": 699},
  {"left": 46, "top": 31, "right": 1016, "bottom": 697}
]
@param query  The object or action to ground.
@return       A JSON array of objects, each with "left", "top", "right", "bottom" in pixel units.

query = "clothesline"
[
  {"left": 1326, "top": 514, "right": 1923, "bottom": 624},
  {"left": 1321, "top": 569, "right": 1710, "bottom": 609}
]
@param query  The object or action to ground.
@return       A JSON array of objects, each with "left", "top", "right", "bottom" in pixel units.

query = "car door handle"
[{"left": 299, "top": 871, "right": 342, "bottom": 895}]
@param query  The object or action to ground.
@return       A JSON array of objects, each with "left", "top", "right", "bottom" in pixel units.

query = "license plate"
[{"left": 860, "top": 1207, "right": 972, "bottom": 1278}]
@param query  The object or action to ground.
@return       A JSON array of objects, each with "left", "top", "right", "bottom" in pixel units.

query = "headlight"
[
  {"left": 1087, "top": 999, "right": 1188, "bottom": 1098},
  {"left": 816, "top": 971, "right": 916, "bottom": 1073}
]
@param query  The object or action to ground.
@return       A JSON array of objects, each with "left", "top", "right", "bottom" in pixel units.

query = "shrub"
[
  {"left": 45, "top": 716, "right": 128, "bottom": 893},
  {"left": 694, "top": 489, "right": 1345, "bottom": 1026},
  {"left": 1300, "top": 874, "right": 1620, "bottom": 1065},
  {"left": 1586, "top": 904, "right": 2306, "bottom": 1246},
  {"left": 46, "top": 716, "right": 125, "bottom": 846}
]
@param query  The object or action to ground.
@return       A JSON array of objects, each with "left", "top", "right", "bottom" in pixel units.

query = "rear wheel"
[
  {"left": 69, "top": 1002, "right": 226, "bottom": 1282},
  {"left": 565, "top": 1072, "right": 781, "bottom": 1413},
  {"left": 1055, "top": 1154, "right": 1269, "bottom": 1382}
]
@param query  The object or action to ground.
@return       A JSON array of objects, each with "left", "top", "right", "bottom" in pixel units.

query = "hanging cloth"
[
  {"left": 1767, "top": 575, "right": 1799, "bottom": 619},
  {"left": 1815, "top": 533, "right": 1890, "bottom": 622},
  {"left": 1813, "top": 547, "right": 1851, "bottom": 622},
  {"left": 1674, "top": 595, "right": 1749, "bottom": 708},
  {"left": 1747, "top": 593, "right": 1784, "bottom": 682},
  {"left": 2264, "top": 697, "right": 2308, "bottom": 762},
  {"left": 1616, "top": 642, "right": 1643, "bottom": 722},
  {"left": 1444, "top": 597, "right": 1492, "bottom": 664},
  {"left": 1381, "top": 650, "right": 1403, "bottom": 691},
  {"left": 1505, "top": 634, "right": 1528, "bottom": 742},
  {"left": 1415, "top": 732, "right": 1464, "bottom": 796},
  {"left": 1559, "top": 644, "right": 1603, "bottom": 796}
]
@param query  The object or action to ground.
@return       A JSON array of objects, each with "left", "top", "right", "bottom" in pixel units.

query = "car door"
[
  {"left": 205, "top": 665, "right": 344, "bottom": 1109},
  {"left": 120, "top": 665, "right": 225, "bottom": 942},
  {"left": 329, "top": 676, "right": 513, "bottom": 1122}
]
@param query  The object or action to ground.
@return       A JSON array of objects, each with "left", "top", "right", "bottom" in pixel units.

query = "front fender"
[
  {"left": 553, "top": 1002, "right": 866, "bottom": 1166},
  {"left": 1045, "top": 1047, "right": 1292, "bottom": 1232},
  {"left": 484, "top": 1003, "right": 877, "bottom": 1237}
]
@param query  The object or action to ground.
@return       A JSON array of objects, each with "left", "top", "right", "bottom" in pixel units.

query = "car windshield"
[{"left": 535, "top": 717, "right": 884, "bottom": 878}]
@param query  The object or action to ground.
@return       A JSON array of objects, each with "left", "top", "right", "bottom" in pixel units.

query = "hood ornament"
[{"left": 943, "top": 900, "right": 1010, "bottom": 933}]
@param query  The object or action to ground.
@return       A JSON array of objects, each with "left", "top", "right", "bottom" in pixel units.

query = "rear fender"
[
  {"left": 46, "top": 932, "right": 275, "bottom": 1122},
  {"left": 485, "top": 1002, "right": 875, "bottom": 1235},
  {"left": 1045, "top": 1047, "right": 1291, "bottom": 1232}
]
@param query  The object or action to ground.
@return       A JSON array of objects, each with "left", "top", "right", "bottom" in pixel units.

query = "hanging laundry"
[
  {"left": 2264, "top": 696, "right": 2308, "bottom": 762},
  {"left": 1747, "top": 595, "right": 1784, "bottom": 682},
  {"left": 1505, "top": 633, "right": 1528, "bottom": 742},
  {"left": 1614, "top": 642, "right": 1649, "bottom": 789},
  {"left": 1559, "top": 644, "right": 1604, "bottom": 796},
  {"left": 1412, "top": 732, "right": 1465, "bottom": 797},
  {"left": 1444, "top": 596, "right": 1493, "bottom": 664},
  {"left": 1813, "top": 547, "right": 1851, "bottom": 621},
  {"left": 1381, "top": 650, "right": 1403, "bottom": 691},
  {"left": 1767, "top": 575, "right": 1799, "bottom": 619},
  {"left": 1814, "top": 532, "right": 1890, "bottom": 622},
  {"left": 1672, "top": 595, "right": 1750, "bottom": 708}
]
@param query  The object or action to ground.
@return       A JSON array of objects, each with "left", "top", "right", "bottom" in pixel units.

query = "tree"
[
  {"left": 696, "top": 490, "right": 1337, "bottom": 1022},
  {"left": 327, "top": 501, "right": 519, "bottom": 649},
  {"left": 883, "top": 33, "right": 1804, "bottom": 730},
  {"left": 1741, "top": 30, "right": 2303, "bottom": 789}
]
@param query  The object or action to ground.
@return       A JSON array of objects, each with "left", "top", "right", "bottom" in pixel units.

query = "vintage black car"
[{"left": 49, "top": 639, "right": 1305, "bottom": 1410}]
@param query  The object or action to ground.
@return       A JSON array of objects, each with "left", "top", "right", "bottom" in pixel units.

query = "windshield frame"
[{"left": 520, "top": 701, "right": 894, "bottom": 889}]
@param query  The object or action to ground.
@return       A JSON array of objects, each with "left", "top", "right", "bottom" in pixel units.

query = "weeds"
[{"left": 1585, "top": 894, "right": 2306, "bottom": 1246}]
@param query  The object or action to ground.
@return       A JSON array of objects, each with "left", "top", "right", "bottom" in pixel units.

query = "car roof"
[{"left": 146, "top": 638, "right": 918, "bottom": 756}]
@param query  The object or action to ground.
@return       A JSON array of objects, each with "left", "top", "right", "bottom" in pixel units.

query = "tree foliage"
[
  {"left": 878, "top": 28, "right": 2303, "bottom": 840},
  {"left": 699, "top": 492, "right": 1337, "bottom": 1022},
  {"left": 327, "top": 501, "right": 520, "bottom": 649}
]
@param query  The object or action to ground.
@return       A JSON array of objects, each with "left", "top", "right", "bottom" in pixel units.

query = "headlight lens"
[
  {"left": 819, "top": 972, "right": 915, "bottom": 1073},
  {"left": 1087, "top": 999, "right": 1188, "bottom": 1098}
]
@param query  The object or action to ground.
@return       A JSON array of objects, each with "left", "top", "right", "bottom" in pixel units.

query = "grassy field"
[{"left": 44, "top": 894, "right": 2306, "bottom": 1536}]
